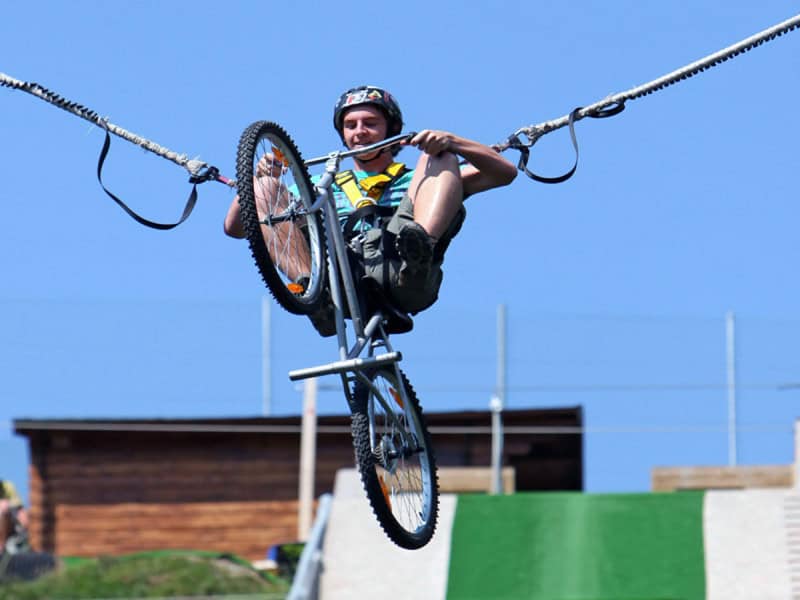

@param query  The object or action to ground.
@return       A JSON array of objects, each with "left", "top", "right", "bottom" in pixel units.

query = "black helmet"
[{"left": 333, "top": 85, "right": 403, "bottom": 143}]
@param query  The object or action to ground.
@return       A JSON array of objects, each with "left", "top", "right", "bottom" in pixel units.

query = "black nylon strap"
[
  {"left": 515, "top": 107, "right": 581, "bottom": 184},
  {"left": 343, "top": 204, "right": 395, "bottom": 240},
  {"left": 96, "top": 128, "right": 198, "bottom": 230},
  {"left": 514, "top": 102, "right": 625, "bottom": 184}
]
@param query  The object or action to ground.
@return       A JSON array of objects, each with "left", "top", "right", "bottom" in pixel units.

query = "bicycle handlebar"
[{"left": 304, "top": 132, "right": 417, "bottom": 167}]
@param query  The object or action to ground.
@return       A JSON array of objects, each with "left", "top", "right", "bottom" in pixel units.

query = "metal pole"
[
  {"left": 298, "top": 377, "right": 318, "bottom": 541},
  {"left": 490, "top": 395, "right": 504, "bottom": 494},
  {"left": 491, "top": 304, "right": 507, "bottom": 494},
  {"left": 726, "top": 311, "right": 737, "bottom": 466},
  {"left": 262, "top": 297, "right": 271, "bottom": 416},
  {"left": 497, "top": 304, "right": 507, "bottom": 406}
]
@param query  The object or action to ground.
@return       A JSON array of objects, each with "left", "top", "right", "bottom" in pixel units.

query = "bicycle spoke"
[
  {"left": 235, "top": 121, "right": 327, "bottom": 314},
  {"left": 352, "top": 367, "right": 438, "bottom": 549}
]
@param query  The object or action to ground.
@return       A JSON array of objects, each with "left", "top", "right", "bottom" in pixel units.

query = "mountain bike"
[{"left": 235, "top": 121, "right": 438, "bottom": 549}]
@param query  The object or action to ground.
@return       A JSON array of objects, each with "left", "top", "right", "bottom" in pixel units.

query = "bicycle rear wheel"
[
  {"left": 351, "top": 367, "right": 439, "bottom": 549},
  {"left": 236, "top": 121, "right": 326, "bottom": 315}
]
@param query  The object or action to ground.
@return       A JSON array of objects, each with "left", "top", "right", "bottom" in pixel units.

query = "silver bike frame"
[{"left": 287, "top": 133, "right": 416, "bottom": 422}]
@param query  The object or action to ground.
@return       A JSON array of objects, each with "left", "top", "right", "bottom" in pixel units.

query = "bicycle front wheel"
[
  {"left": 235, "top": 121, "right": 326, "bottom": 315},
  {"left": 351, "top": 367, "right": 439, "bottom": 549}
]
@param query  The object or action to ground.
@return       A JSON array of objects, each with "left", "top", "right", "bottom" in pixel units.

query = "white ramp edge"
[
  {"left": 320, "top": 469, "right": 456, "bottom": 600},
  {"left": 704, "top": 488, "right": 796, "bottom": 600}
]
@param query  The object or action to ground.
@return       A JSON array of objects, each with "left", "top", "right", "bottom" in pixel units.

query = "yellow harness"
[{"left": 334, "top": 162, "right": 407, "bottom": 209}]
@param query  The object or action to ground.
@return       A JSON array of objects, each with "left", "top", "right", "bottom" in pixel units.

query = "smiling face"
[{"left": 341, "top": 105, "right": 389, "bottom": 158}]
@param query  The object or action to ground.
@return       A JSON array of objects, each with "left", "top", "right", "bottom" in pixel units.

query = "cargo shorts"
[{"left": 358, "top": 193, "right": 465, "bottom": 314}]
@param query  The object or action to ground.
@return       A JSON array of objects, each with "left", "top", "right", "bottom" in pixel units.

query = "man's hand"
[
  {"left": 255, "top": 152, "right": 286, "bottom": 178},
  {"left": 407, "top": 130, "right": 454, "bottom": 156}
]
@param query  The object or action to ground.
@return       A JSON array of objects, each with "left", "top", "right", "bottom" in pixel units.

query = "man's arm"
[
  {"left": 224, "top": 153, "right": 286, "bottom": 239},
  {"left": 407, "top": 130, "right": 517, "bottom": 198},
  {"left": 224, "top": 197, "right": 246, "bottom": 238}
]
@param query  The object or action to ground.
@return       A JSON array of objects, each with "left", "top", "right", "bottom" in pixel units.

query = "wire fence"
[{"left": 3, "top": 298, "right": 799, "bottom": 492}]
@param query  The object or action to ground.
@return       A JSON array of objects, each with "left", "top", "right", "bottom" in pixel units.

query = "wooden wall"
[
  {"left": 18, "top": 408, "right": 581, "bottom": 561},
  {"left": 651, "top": 465, "right": 794, "bottom": 492},
  {"left": 25, "top": 426, "right": 354, "bottom": 561}
]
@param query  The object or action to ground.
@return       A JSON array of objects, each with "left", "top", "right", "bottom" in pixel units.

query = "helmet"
[{"left": 333, "top": 85, "right": 403, "bottom": 143}]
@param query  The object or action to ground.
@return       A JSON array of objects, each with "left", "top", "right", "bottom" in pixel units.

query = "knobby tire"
[
  {"left": 351, "top": 367, "right": 439, "bottom": 549},
  {"left": 235, "top": 121, "right": 326, "bottom": 315}
]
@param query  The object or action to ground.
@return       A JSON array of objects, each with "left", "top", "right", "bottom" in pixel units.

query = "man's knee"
[{"left": 415, "top": 151, "right": 459, "bottom": 175}]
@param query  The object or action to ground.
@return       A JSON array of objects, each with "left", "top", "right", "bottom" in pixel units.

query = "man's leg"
[
  {"left": 395, "top": 152, "right": 463, "bottom": 280},
  {"left": 407, "top": 152, "right": 463, "bottom": 240},
  {"left": 254, "top": 176, "right": 312, "bottom": 283}
]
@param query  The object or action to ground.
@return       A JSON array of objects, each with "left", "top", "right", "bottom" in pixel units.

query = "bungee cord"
[
  {"left": 500, "top": 13, "right": 800, "bottom": 182},
  {"left": 1, "top": 13, "right": 798, "bottom": 226},
  {"left": 0, "top": 71, "right": 232, "bottom": 184},
  {"left": 0, "top": 72, "right": 235, "bottom": 229}
]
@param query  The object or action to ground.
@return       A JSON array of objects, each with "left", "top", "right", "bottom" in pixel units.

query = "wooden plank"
[
  {"left": 56, "top": 501, "right": 298, "bottom": 518},
  {"left": 438, "top": 467, "right": 515, "bottom": 494},
  {"left": 42, "top": 459, "right": 353, "bottom": 486},
  {"left": 652, "top": 465, "right": 793, "bottom": 491},
  {"left": 56, "top": 525, "right": 297, "bottom": 545},
  {"left": 54, "top": 524, "right": 299, "bottom": 553},
  {"left": 53, "top": 501, "right": 300, "bottom": 538},
  {"left": 55, "top": 512, "right": 299, "bottom": 532},
  {"left": 43, "top": 457, "right": 302, "bottom": 476},
  {"left": 43, "top": 472, "right": 302, "bottom": 490},
  {"left": 43, "top": 444, "right": 306, "bottom": 464},
  {"left": 43, "top": 487, "right": 299, "bottom": 505}
]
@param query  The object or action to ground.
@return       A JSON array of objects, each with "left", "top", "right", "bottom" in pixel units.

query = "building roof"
[{"left": 13, "top": 406, "right": 582, "bottom": 436}]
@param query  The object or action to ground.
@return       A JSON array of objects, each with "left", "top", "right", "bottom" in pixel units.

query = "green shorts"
[{"left": 359, "top": 193, "right": 465, "bottom": 314}]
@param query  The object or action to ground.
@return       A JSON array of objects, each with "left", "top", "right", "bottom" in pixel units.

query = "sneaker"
[
  {"left": 291, "top": 274, "right": 336, "bottom": 337},
  {"left": 395, "top": 222, "right": 435, "bottom": 281},
  {"left": 308, "top": 295, "right": 336, "bottom": 337},
  {"left": 308, "top": 307, "right": 335, "bottom": 337}
]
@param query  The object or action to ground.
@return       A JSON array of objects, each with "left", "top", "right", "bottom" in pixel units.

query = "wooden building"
[{"left": 14, "top": 406, "right": 582, "bottom": 561}]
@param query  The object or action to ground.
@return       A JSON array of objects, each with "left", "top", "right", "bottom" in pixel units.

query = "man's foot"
[
  {"left": 395, "top": 222, "right": 435, "bottom": 282},
  {"left": 292, "top": 275, "right": 336, "bottom": 337},
  {"left": 308, "top": 301, "right": 336, "bottom": 337}
]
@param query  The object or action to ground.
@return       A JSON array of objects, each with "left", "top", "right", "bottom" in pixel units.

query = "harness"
[{"left": 335, "top": 162, "right": 408, "bottom": 239}]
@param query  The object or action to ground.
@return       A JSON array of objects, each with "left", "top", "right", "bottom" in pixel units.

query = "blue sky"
[{"left": 2, "top": 1, "right": 799, "bottom": 504}]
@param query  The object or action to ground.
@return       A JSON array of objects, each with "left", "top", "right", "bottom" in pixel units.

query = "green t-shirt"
[{"left": 313, "top": 168, "right": 415, "bottom": 222}]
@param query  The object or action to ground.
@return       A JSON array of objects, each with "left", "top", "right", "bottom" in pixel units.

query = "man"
[
  {"left": 225, "top": 85, "right": 517, "bottom": 333},
  {"left": 0, "top": 479, "right": 29, "bottom": 554}
]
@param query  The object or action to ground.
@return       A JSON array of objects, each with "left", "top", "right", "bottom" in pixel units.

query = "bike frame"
[{"left": 287, "top": 132, "right": 416, "bottom": 429}]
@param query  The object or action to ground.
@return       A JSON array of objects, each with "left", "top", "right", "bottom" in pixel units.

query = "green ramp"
[{"left": 447, "top": 491, "right": 705, "bottom": 600}]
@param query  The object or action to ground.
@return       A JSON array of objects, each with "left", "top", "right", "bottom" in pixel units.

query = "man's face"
[{"left": 341, "top": 105, "right": 389, "bottom": 151}]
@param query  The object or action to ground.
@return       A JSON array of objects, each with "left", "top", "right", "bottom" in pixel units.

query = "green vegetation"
[
  {"left": 0, "top": 551, "right": 290, "bottom": 599},
  {"left": 273, "top": 543, "right": 304, "bottom": 579}
]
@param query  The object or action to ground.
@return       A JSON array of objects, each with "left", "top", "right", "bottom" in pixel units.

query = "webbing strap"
[
  {"left": 334, "top": 170, "right": 366, "bottom": 206},
  {"left": 343, "top": 204, "right": 396, "bottom": 240},
  {"left": 359, "top": 162, "right": 407, "bottom": 199},
  {"left": 334, "top": 162, "right": 407, "bottom": 206},
  {"left": 511, "top": 108, "right": 581, "bottom": 184},
  {"left": 96, "top": 128, "right": 200, "bottom": 230},
  {"left": 509, "top": 104, "right": 624, "bottom": 184}
]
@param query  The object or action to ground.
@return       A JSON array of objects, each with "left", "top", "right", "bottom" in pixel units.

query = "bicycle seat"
[{"left": 360, "top": 277, "right": 414, "bottom": 334}]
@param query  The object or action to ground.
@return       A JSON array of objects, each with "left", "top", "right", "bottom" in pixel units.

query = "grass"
[{"left": 0, "top": 550, "right": 291, "bottom": 599}]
